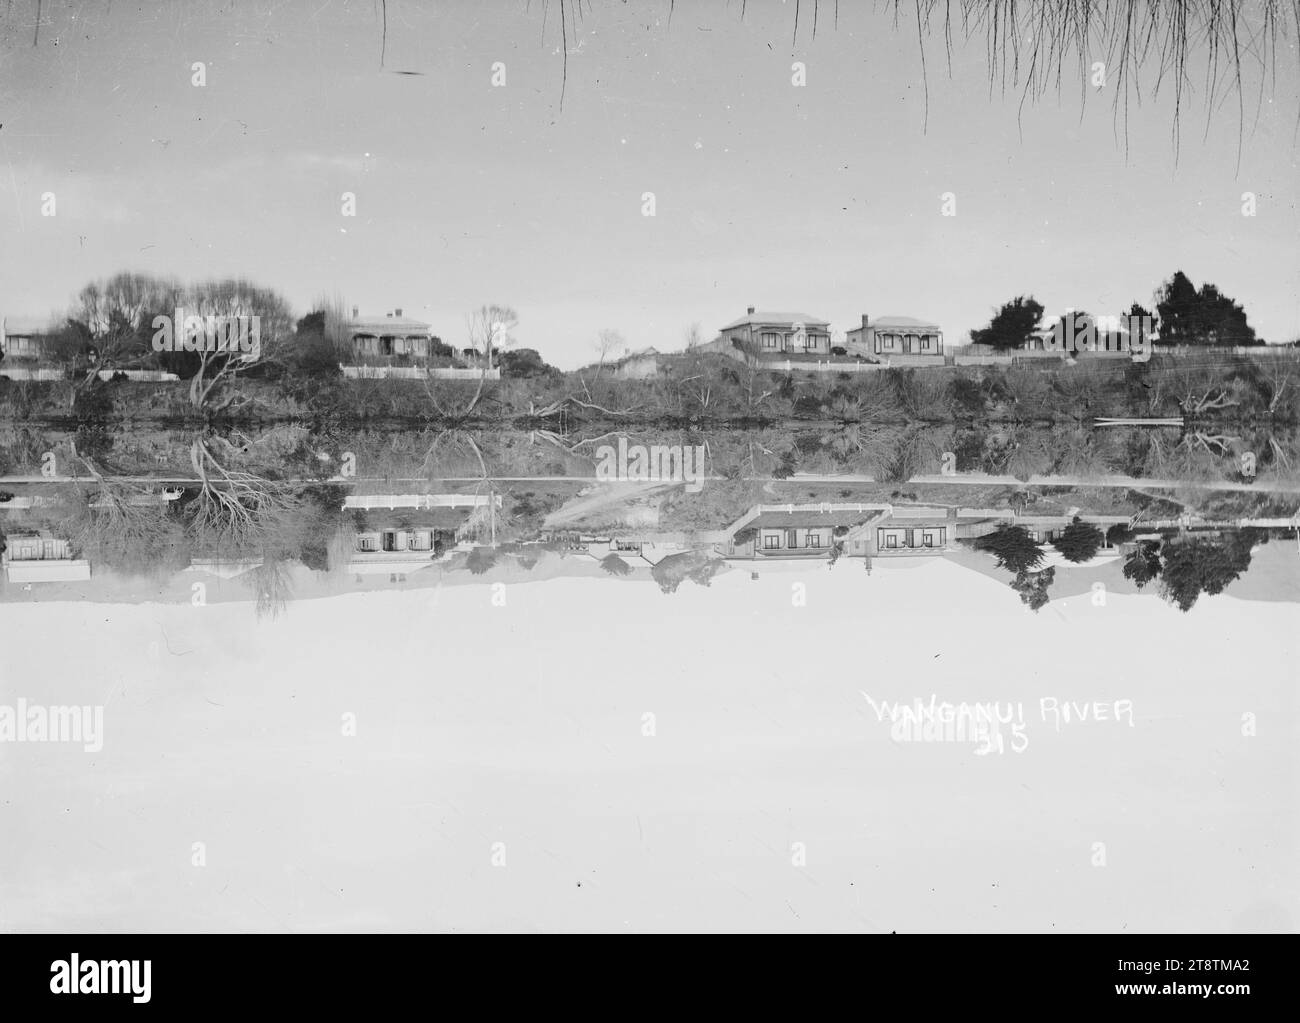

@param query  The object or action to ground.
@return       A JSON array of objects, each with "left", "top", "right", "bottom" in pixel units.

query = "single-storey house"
[
  {"left": 1, "top": 316, "right": 64, "bottom": 363},
  {"left": 347, "top": 308, "right": 437, "bottom": 360},
  {"left": 845, "top": 314, "right": 944, "bottom": 361},
  {"left": 713, "top": 308, "right": 833, "bottom": 357}
]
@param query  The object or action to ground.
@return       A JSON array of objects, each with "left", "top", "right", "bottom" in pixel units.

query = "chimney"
[
  {"left": 395, "top": 308, "right": 402, "bottom": 317},
  {"left": 351, "top": 305, "right": 358, "bottom": 320},
  {"left": 861, "top": 313, "right": 869, "bottom": 329},
  {"left": 747, "top": 306, "right": 755, "bottom": 315}
]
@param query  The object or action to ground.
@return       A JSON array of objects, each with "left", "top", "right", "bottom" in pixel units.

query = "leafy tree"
[
  {"left": 970, "top": 296, "right": 1044, "bottom": 351},
  {"left": 1122, "top": 541, "right": 1163, "bottom": 589},
  {"left": 1051, "top": 517, "right": 1105, "bottom": 563},
  {"left": 971, "top": 523, "right": 1044, "bottom": 574},
  {"left": 500, "top": 348, "right": 558, "bottom": 379},
  {"left": 1154, "top": 271, "right": 1257, "bottom": 347},
  {"left": 281, "top": 310, "right": 342, "bottom": 381}
]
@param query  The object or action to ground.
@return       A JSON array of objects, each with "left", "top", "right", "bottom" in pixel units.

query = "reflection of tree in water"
[
  {"left": 1158, "top": 530, "right": 1265, "bottom": 612},
  {"left": 243, "top": 560, "right": 294, "bottom": 621},
  {"left": 651, "top": 550, "right": 725, "bottom": 594},
  {"left": 187, "top": 435, "right": 329, "bottom": 620},
  {"left": 600, "top": 553, "right": 632, "bottom": 577},
  {"left": 63, "top": 445, "right": 189, "bottom": 578},
  {"left": 1012, "top": 568, "right": 1055, "bottom": 613},
  {"left": 1123, "top": 542, "right": 1163, "bottom": 589},
  {"left": 188, "top": 437, "right": 303, "bottom": 555}
]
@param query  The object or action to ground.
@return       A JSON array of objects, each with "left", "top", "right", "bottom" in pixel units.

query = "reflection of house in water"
[
  {"left": 721, "top": 504, "right": 1139, "bottom": 563},
  {"left": 346, "top": 494, "right": 501, "bottom": 580},
  {"left": 721, "top": 504, "right": 955, "bottom": 560},
  {"left": 2, "top": 530, "right": 91, "bottom": 583}
]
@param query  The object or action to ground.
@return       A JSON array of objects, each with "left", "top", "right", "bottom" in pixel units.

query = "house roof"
[
  {"left": 851, "top": 315, "right": 941, "bottom": 331},
  {"left": 720, "top": 311, "right": 830, "bottom": 330},
  {"left": 746, "top": 509, "right": 881, "bottom": 530},
  {"left": 349, "top": 316, "right": 432, "bottom": 335},
  {"left": 3, "top": 316, "right": 61, "bottom": 336}
]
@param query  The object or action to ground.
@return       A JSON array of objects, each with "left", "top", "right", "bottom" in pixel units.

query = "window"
[
  {"left": 762, "top": 534, "right": 781, "bottom": 549},
  {"left": 807, "top": 533, "right": 822, "bottom": 548},
  {"left": 761, "top": 332, "right": 780, "bottom": 349}
]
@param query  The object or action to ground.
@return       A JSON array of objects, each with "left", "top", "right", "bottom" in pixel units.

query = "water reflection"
[{"left": 1, "top": 424, "right": 1297, "bottom": 615}]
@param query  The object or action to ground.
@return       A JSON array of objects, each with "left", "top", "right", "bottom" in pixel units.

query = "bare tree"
[
  {"left": 592, "top": 328, "right": 625, "bottom": 383},
  {"left": 317, "top": 291, "right": 354, "bottom": 362},
  {"left": 184, "top": 278, "right": 294, "bottom": 411},
  {"left": 243, "top": 559, "right": 295, "bottom": 621},
  {"left": 459, "top": 304, "right": 517, "bottom": 417},
  {"left": 66, "top": 272, "right": 180, "bottom": 409}
]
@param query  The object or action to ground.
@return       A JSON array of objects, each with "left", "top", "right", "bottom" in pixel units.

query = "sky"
[
  {"left": 2, "top": 559, "right": 1295, "bottom": 931},
  {"left": 1, "top": 0, "right": 1297, "bottom": 368}
]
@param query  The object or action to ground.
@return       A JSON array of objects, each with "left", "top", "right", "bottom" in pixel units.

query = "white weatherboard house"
[
  {"left": 713, "top": 308, "right": 833, "bottom": 356},
  {"left": 0, "top": 315, "right": 62, "bottom": 361},
  {"left": 845, "top": 313, "right": 944, "bottom": 362},
  {"left": 347, "top": 308, "right": 434, "bottom": 359}
]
